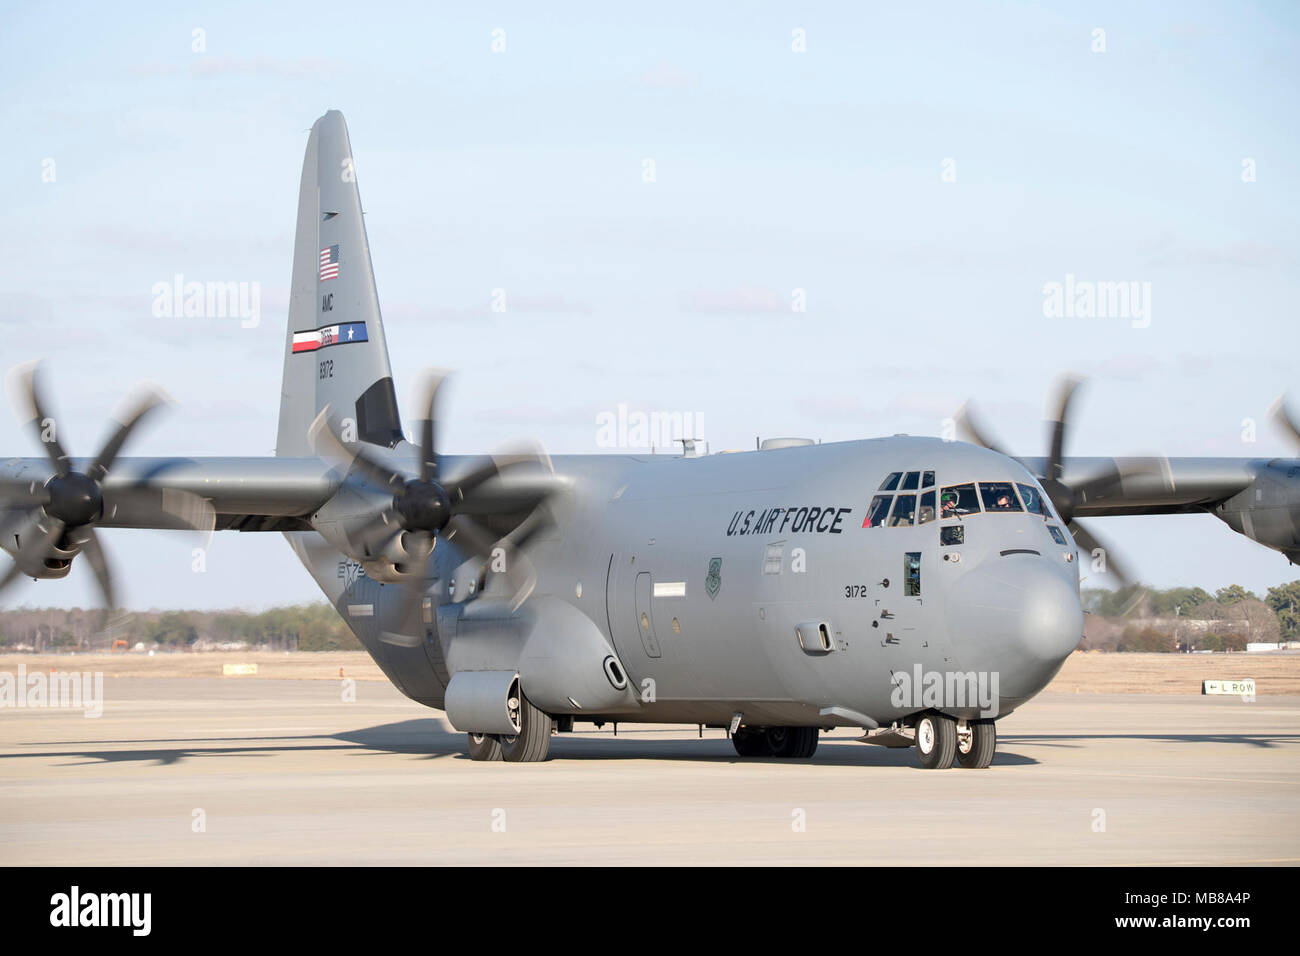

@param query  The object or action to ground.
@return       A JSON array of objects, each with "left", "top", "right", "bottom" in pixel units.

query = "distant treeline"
[
  {"left": 0, "top": 604, "right": 363, "bottom": 653},
  {"left": 1082, "top": 581, "right": 1300, "bottom": 652}
]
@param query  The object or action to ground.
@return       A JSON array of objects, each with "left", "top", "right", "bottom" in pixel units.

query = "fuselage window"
[
  {"left": 940, "top": 525, "right": 964, "bottom": 546},
  {"left": 979, "top": 481, "right": 1023, "bottom": 512},
  {"left": 863, "top": 495, "right": 893, "bottom": 528},
  {"left": 901, "top": 471, "right": 920, "bottom": 490},
  {"left": 879, "top": 472, "right": 902, "bottom": 491},
  {"left": 1047, "top": 525, "right": 1068, "bottom": 545},
  {"left": 918, "top": 489, "right": 936, "bottom": 524},
  {"left": 1017, "top": 482, "right": 1047, "bottom": 517},
  {"left": 921, "top": 471, "right": 935, "bottom": 488},
  {"left": 940, "top": 483, "right": 980, "bottom": 519},
  {"left": 904, "top": 552, "right": 922, "bottom": 596},
  {"left": 889, "top": 494, "right": 917, "bottom": 527}
]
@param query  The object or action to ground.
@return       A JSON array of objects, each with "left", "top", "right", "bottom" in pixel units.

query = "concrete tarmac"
[{"left": 1, "top": 677, "right": 1297, "bottom": 865}]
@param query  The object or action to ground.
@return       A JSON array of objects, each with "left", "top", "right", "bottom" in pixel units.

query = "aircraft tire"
[
  {"left": 956, "top": 719, "right": 996, "bottom": 769},
  {"left": 915, "top": 713, "right": 957, "bottom": 769},
  {"left": 499, "top": 695, "right": 553, "bottom": 762},
  {"left": 768, "top": 727, "right": 819, "bottom": 758},
  {"left": 731, "top": 727, "right": 768, "bottom": 757},
  {"left": 466, "top": 732, "right": 503, "bottom": 761}
]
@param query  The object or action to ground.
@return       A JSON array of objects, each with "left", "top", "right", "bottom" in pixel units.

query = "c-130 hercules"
[{"left": 3, "top": 112, "right": 1298, "bottom": 769}]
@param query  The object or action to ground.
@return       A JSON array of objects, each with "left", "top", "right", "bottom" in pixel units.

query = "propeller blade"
[
  {"left": 308, "top": 405, "right": 404, "bottom": 490},
  {"left": 1270, "top": 395, "right": 1300, "bottom": 448},
  {"left": 1069, "top": 518, "right": 1142, "bottom": 600},
  {"left": 78, "top": 527, "right": 117, "bottom": 610},
  {"left": 9, "top": 361, "right": 71, "bottom": 477},
  {"left": 444, "top": 513, "right": 497, "bottom": 562},
  {"left": 0, "top": 559, "right": 26, "bottom": 601},
  {"left": 1046, "top": 375, "right": 1083, "bottom": 481},
  {"left": 415, "top": 370, "right": 447, "bottom": 482},
  {"left": 161, "top": 488, "right": 217, "bottom": 545},
  {"left": 445, "top": 514, "right": 537, "bottom": 611},
  {"left": 0, "top": 477, "right": 49, "bottom": 508},
  {"left": 954, "top": 402, "right": 1009, "bottom": 457},
  {"left": 87, "top": 386, "right": 168, "bottom": 482},
  {"left": 444, "top": 457, "right": 502, "bottom": 503}
]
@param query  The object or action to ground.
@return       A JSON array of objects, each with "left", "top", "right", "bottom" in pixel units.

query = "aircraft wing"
[
  {"left": 1019, "top": 456, "right": 1267, "bottom": 517},
  {"left": 1, "top": 456, "right": 338, "bottom": 532}
]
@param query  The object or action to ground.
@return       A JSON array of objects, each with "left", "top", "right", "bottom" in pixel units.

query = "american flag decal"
[{"left": 319, "top": 244, "right": 340, "bottom": 281}]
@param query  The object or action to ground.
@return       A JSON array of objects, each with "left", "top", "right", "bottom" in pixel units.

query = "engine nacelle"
[
  {"left": 309, "top": 478, "right": 436, "bottom": 582},
  {"left": 1215, "top": 460, "right": 1300, "bottom": 564},
  {"left": 0, "top": 522, "right": 84, "bottom": 580}
]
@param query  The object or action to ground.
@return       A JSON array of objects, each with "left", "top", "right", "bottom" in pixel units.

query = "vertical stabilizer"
[{"left": 276, "top": 110, "right": 402, "bottom": 457}]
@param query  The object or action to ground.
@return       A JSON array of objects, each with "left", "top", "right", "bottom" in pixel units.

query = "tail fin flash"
[{"left": 276, "top": 110, "right": 402, "bottom": 457}]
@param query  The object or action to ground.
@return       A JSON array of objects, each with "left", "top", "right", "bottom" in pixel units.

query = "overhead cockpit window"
[
  {"left": 1017, "top": 482, "right": 1047, "bottom": 517},
  {"left": 979, "top": 482, "right": 1023, "bottom": 512},
  {"left": 863, "top": 495, "right": 893, "bottom": 528},
  {"left": 918, "top": 489, "right": 936, "bottom": 525},
  {"left": 900, "top": 471, "right": 920, "bottom": 491},
  {"left": 921, "top": 471, "right": 935, "bottom": 488},
  {"left": 889, "top": 494, "right": 917, "bottom": 527},
  {"left": 940, "top": 483, "right": 980, "bottom": 519},
  {"left": 879, "top": 472, "right": 902, "bottom": 491}
]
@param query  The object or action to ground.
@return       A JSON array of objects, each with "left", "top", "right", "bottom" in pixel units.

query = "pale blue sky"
[{"left": 2, "top": 1, "right": 1298, "bottom": 609}]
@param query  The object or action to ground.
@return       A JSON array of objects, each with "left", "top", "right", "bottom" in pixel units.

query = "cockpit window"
[
  {"left": 878, "top": 472, "right": 902, "bottom": 491},
  {"left": 940, "top": 483, "right": 980, "bottom": 519},
  {"left": 863, "top": 495, "right": 893, "bottom": 528},
  {"left": 921, "top": 471, "right": 935, "bottom": 488},
  {"left": 1017, "top": 482, "right": 1047, "bottom": 517},
  {"left": 889, "top": 494, "right": 917, "bottom": 527},
  {"left": 979, "top": 482, "right": 1023, "bottom": 512},
  {"left": 918, "top": 489, "right": 936, "bottom": 525},
  {"left": 1047, "top": 525, "right": 1068, "bottom": 545},
  {"left": 900, "top": 471, "right": 920, "bottom": 491}
]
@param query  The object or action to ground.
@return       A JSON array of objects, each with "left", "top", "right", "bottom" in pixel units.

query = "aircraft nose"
[{"left": 946, "top": 554, "right": 1083, "bottom": 709}]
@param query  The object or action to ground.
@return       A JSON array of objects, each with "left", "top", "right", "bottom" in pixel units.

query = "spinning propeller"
[
  {"left": 957, "top": 376, "right": 1145, "bottom": 599},
  {"left": 0, "top": 362, "right": 214, "bottom": 609},
  {"left": 310, "top": 370, "right": 555, "bottom": 612},
  {"left": 1270, "top": 395, "right": 1300, "bottom": 450}
]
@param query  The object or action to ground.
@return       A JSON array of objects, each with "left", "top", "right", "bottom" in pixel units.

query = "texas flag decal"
[{"left": 292, "top": 322, "right": 368, "bottom": 353}]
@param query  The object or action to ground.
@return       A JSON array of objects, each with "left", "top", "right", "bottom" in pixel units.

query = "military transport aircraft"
[{"left": 2, "top": 111, "right": 1297, "bottom": 769}]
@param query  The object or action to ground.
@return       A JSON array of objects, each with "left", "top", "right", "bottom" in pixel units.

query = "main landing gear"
[
  {"left": 731, "top": 726, "right": 819, "bottom": 759},
  {"left": 465, "top": 694, "right": 554, "bottom": 763},
  {"left": 914, "top": 714, "right": 997, "bottom": 769}
]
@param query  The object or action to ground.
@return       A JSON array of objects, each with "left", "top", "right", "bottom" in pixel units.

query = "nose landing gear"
[
  {"left": 915, "top": 713, "right": 957, "bottom": 769},
  {"left": 913, "top": 714, "right": 997, "bottom": 769},
  {"left": 956, "top": 718, "right": 996, "bottom": 769}
]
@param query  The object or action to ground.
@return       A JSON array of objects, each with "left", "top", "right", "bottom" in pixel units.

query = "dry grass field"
[{"left": 1, "top": 649, "right": 1296, "bottom": 693}]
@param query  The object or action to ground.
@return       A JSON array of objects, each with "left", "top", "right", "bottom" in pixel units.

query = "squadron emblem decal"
[{"left": 705, "top": 557, "right": 722, "bottom": 600}]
